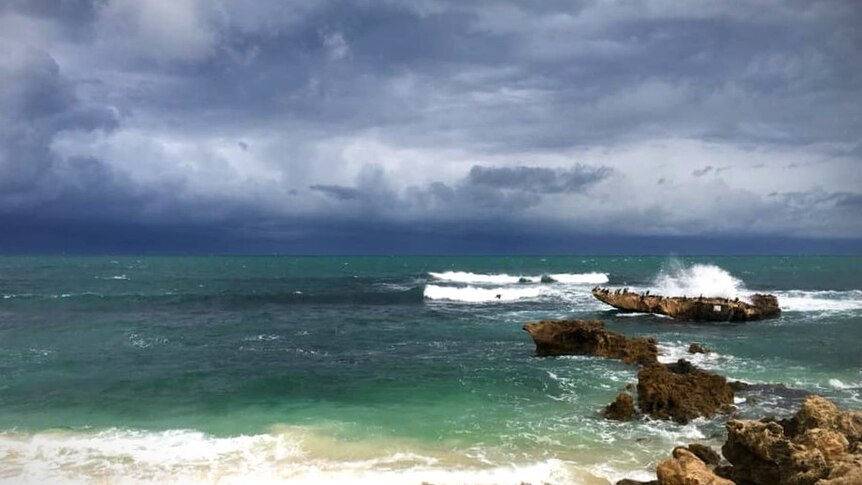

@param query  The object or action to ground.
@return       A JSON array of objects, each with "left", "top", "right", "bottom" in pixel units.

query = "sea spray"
[{"left": 652, "top": 261, "right": 746, "bottom": 299}]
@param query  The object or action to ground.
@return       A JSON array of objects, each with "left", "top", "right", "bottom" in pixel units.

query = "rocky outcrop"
[
  {"left": 656, "top": 447, "right": 735, "bottom": 485},
  {"left": 722, "top": 395, "right": 862, "bottom": 485},
  {"left": 689, "top": 343, "right": 711, "bottom": 354},
  {"left": 620, "top": 397, "right": 862, "bottom": 485},
  {"left": 605, "top": 392, "right": 636, "bottom": 421},
  {"left": 522, "top": 319, "right": 658, "bottom": 365},
  {"left": 592, "top": 287, "right": 780, "bottom": 321},
  {"left": 637, "top": 360, "right": 734, "bottom": 424}
]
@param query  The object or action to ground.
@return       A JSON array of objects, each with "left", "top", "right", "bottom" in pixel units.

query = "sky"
[{"left": 0, "top": 0, "right": 860, "bottom": 254}]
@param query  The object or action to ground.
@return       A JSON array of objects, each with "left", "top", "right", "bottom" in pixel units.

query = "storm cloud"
[{"left": 0, "top": 0, "right": 860, "bottom": 252}]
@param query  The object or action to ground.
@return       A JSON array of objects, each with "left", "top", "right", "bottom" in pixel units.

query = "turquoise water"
[{"left": 0, "top": 256, "right": 860, "bottom": 484}]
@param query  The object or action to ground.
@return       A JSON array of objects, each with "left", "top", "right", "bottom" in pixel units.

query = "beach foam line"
[
  {"left": 423, "top": 285, "right": 544, "bottom": 303},
  {"left": 0, "top": 428, "right": 587, "bottom": 485},
  {"left": 428, "top": 271, "right": 608, "bottom": 285}
]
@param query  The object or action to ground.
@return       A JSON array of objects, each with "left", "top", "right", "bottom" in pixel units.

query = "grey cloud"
[
  {"left": 466, "top": 164, "right": 612, "bottom": 193},
  {"left": 0, "top": 45, "right": 117, "bottom": 194},
  {"left": 0, "top": 1, "right": 860, "bottom": 245},
  {"left": 309, "top": 184, "right": 363, "bottom": 200},
  {"left": 308, "top": 163, "right": 613, "bottom": 221},
  {"left": 692, "top": 165, "right": 730, "bottom": 177}
]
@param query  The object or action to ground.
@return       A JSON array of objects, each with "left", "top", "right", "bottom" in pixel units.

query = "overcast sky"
[{"left": 1, "top": 0, "right": 860, "bottom": 253}]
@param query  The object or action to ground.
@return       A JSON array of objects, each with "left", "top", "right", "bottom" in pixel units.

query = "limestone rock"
[
  {"left": 522, "top": 320, "right": 658, "bottom": 365},
  {"left": 592, "top": 287, "right": 780, "bottom": 321},
  {"left": 656, "top": 448, "right": 735, "bottom": 485},
  {"left": 686, "top": 443, "right": 722, "bottom": 467},
  {"left": 604, "top": 392, "right": 636, "bottom": 421},
  {"left": 637, "top": 359, "right": 734, "bottom": 423},
  {"left": 722, "top": 396, "right": 862, "bottom": 485}
]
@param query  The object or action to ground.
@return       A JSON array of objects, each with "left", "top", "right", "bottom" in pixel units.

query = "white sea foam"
[
  {"left": 429, "top": 272, "right": 529, "bottom": 284},
  {"left": 652, "top": 263, "right": 745, "bottom": 299},
  {"left": 774, "top": 290, "right": 862, "bottom": 312},
  {"left": 96, "top": 274, "right": 128, "bottom": 280},
  {"left": 424, "top": 285, "right": 544, "bottom": 302},
  {"left": 429, "top": 271, "right": 608, "bottom": 285},
  {"left": 548, "top": 272, "right": 609, "bottom": 284},
  {"left": 657, "top": 341, "right": 731, "bottom": 370},
  {"left": 829, "top": 378, "right": 861, "bottom": 390},
  {"left": 0, "top": 428, "right": 586, "bottom": 485}
]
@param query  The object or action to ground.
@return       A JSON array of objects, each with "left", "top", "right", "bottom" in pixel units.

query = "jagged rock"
[
  {"left": 656, "top": 448, "right": 735, "bottom": 485},
  {"left": 637, "top": 359, "right": 734, "bottom": 424},
  {"left": 785, "top": 395, "right": 862, "bottom": 446},
  {"left": 605, "top": 392, "right": 636, "bottom": 421},
  {"left": 522, "top": 320, "right": 658, "bottom": 365},
  {"left": 723, "top": 419, "right": 828, "bottom": 485},
  {"left": 688, "top": 343, "right": 711, "bottom": 354},
  {"left": 685, "top": 443, "right": 722, "bottom": 467},
  {"left": 722, "top": 395, "right": 862, "bottom": 485},
  {"left": 591, "top": 287, "right": 780, "bottom": 321}
]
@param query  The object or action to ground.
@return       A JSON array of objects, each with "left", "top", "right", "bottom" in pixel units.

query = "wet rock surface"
[
  {"left": 688, "top": 342, "right": 711, "bottom": 354},
  {"left": 636, "top": 359, "right": 735, "bottom": 424},
  {"left": 604, "top": 392, "right": 636, "bottom": 421},
  {"left": 522, "top": 319, "right": 658, "bottom": 365}
]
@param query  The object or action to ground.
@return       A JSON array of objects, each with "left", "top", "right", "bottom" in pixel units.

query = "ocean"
[{"left": 0, "top": 255, "right": 860, "bottom": 484}]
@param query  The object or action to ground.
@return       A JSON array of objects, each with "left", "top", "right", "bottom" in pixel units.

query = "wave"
[
  {"left": 657, "top": 341, "right": 732, "bottom": 370},
  {"left": 652, "top": 263, "right": 745, "bottom": 299},
  {"left": 423, "top": 285, "right": 544, "bottom": 303},
  {"left": 429, "top": 271, "right": 608, "bottom": 285},
  {"left": 773, "top": 290, "right": 862, "bottom": 313},
  {"left": 0, "top": 427, "right": 584, "bottom": 485}
]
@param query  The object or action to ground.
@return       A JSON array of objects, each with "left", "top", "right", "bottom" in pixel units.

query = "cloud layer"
[{"left": 0, "top": 0, "right": 860, "bottom": 252}]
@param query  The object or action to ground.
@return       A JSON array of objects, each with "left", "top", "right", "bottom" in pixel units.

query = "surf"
[
  {"left": 423, "top": 284, "right": 544, "bottom": 302},
  {"left": 429, "top": 271, "right": 608, "bottom": 285}
]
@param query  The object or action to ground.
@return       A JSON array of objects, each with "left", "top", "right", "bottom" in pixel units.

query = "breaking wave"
[
  {"left": 652, "top": 263, "right": 745, "bottom": 299},
  {"left": 774, "top": 290, "right": 862, "bottom": 313},
  {"left": 428, "top": 271, "right": 608, "bottom": 285},
  {"left": 0, "top": 427, "right": 584, "bottom": 485},
  {"left": 423, "top": 285, "right": 544, "bottom": 303}
]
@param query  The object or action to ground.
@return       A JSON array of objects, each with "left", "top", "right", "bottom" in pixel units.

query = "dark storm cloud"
[
  {"left": 466, "top": 165, "right": 612, "bottom": 193},
  {"left": 0, "top": 46, "right": 117, "bottom": 195},
  {"left": 0, "top": 0, "right": 860, "bottom": 252}
]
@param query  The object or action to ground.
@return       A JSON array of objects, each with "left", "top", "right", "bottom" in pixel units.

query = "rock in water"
[
  {"left": 591, "top": 287, "right": 781, "bottom": 321},
  {"left": 688, "top": 342, "right": 710, "bottom": 354},
  {"left": 656, "top": 448, "right": 735, "bottom": 485},
  {"left": 604, "top": 392, "right": 636, "bottom": 421},
  {"left": 522, "top": 319, "right": 658, "bottom": 365},
  {"left": 637, "top": 359, "right": 734, "bottom": 423},
  {"left": 722, "top": 395, "right": 862, "bottom": 485}
]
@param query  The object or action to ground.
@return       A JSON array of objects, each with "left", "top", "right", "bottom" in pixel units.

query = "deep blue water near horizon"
[{"left": 0, "top": 255, "right": 861, "bottom": 484}]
